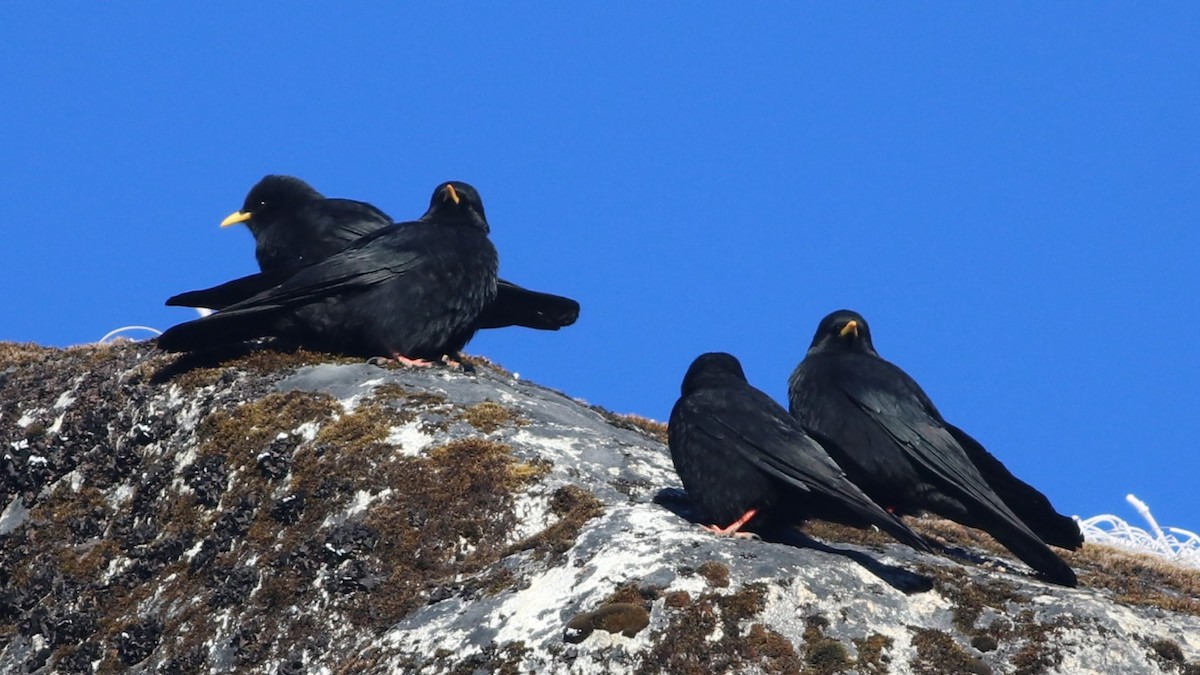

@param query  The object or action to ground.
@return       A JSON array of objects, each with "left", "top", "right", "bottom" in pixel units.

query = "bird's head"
[
  {"left": 421, "top": 181, "right": 489, "bottom": 232},
  {"left": 220, "top": 175, "right": 322, "bottom": 232},
  {"left": 680, "top": 352, "right": 748, "bottom": 396},
  {"left": 807, "top": 309, "right": 878, "bottom": 356}
]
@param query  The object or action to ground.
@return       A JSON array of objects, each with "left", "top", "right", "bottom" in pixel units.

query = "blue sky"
[{"left": 2, "top": 5, "right": 1196, "bottom": 533}]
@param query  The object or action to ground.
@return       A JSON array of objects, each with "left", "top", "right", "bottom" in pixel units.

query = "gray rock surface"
[{"left": 1, "top": 342, "right": 1197, "bottom": 674}]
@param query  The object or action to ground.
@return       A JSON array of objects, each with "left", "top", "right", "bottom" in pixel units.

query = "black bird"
[
  {"left": 788, "top": 310, "right": 1079, "bottom": 586},
  {"left": 158, "top": 182, "right": 499, "bottom": 366},
  {"left": 668, "top": 352, "right": 930, "bottom": 552},
  {"left": 170, "top": 176, "right": 579, "bottom": 331},
  {"left": 218, "top": 174, "right": 391, "bottom": 271}
]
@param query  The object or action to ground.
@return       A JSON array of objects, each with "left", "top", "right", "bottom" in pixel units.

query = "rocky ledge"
[{"left": 1, "top": 342, "right": 1198, "bottom": 674}]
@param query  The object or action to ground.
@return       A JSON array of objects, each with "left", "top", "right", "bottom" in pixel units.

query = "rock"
[{"left": 0, "top": 341, "right": 1197, "bottom": 674}]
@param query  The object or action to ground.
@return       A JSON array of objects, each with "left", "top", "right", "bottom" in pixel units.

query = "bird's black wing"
[
  {"left": 845, "top": 382, "right": 1009, "bottom": 511},
  {"left": 835, "top": 367, "right": 1076, "bottom": 584},
  {"left": 158, "top": 225, "right": 431, "bottom": 352},
  {"left": 946, "top": 423, "right": 1083, "bottom": 550},
  {"left": 315, "top": 199, "right": 393, "bottom": 243},
  {"left": 222, "top": 229, "right": 426, "bottom": 312},
  {"left": 475, "top": 281, "right": 580, "bottom": 330},
  {"left": 689, "top": 386, "right": 929, "bottom": 551},
  {"left": 165, "top": 269, "right": 296, "bottom": 310}
]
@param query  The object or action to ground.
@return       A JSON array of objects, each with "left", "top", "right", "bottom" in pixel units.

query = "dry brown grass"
[
  {"left": 1065, "top": 543, "right": 1200, "bottom": 616},
  {"left": 806, "top": 514, "right": 1200, "bottom": 617}
]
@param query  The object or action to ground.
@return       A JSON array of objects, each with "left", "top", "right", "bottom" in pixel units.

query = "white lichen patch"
[
  {"left": 383, "top": 504, "right": 698, "bottom": 667},
  {"left": 53, "top": 389, "right": 76, "bottom": 410},
  {"left": 293, "top": 421, "right": 320, "bottom": 442},
  {"left": 109, "top": 483, "right": 135, "bottom": 508},
  {"left": 386, "top": 420, "right": 435, "bottom": 457},
  {"left": 320, "top": 489, "right": 392, "bottom": 529},
  {"left": 0, "top": 497, "right": 30, "bottom": 536},
  {"left": 495, "top": 391, "right": 521, "bottom": 406},
  {"left": 510, "top": 429, "right": 585, "bottom": 464},
  {"left": 508, "top": 491, "right": 553, "bottom": 544},
  {"left": 100, "top": 553, "right": 132, "bottom": 585}
]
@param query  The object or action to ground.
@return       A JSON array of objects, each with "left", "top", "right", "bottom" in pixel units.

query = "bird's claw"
[
  {"left": 369, "top": 354, "right": 435, "bottom": 368},
  {"left": 395, "top": 355, "right": 435, "bottom": 368},
  {"left": 700, "top": 524, "right": 760, "bottom": 539}
]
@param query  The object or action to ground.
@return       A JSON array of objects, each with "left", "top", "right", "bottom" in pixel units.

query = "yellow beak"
[
  {"left": 220, "top": 210, "right": 253, "bottom": 228},
  {"left": 839, "top": 320, "right": 859, "bottom": 338},
  {"left": 444, "top": 184, "right": 460, "bottom": 205}
]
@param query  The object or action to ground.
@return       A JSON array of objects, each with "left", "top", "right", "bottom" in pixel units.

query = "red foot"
[
  {"left": 391, "top": 353, "right": 435, "bottom": 368},
  {"left": 701, "top": 508, "right": 759, "bottom": 538}
]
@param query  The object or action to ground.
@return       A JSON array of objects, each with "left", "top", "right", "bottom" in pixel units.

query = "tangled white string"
[{"left": 1077, "top": 494, "right": 1200, "bottom": 569}]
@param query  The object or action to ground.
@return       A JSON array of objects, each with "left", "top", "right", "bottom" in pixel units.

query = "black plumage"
[
  {"left": 788, "top": 310, "right": 1079, "bottom": 586},
  {"left": 158, "top": 182, "right": 499, "bottom": 363},
  {"left": 668, "top": 352, "right": 930, "bottom": 551},
  {"left": 219, "top": 175, "right": 390, "bottom": 271},
  {"left": 172, "top": 176, "right": 579, "bottom": 331}
]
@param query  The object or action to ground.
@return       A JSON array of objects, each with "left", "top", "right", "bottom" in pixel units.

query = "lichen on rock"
[{"left": 1, "top": 342, "right": 1199, "bottom": 674}]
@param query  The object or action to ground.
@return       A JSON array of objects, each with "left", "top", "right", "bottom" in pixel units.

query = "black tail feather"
[
  {"left": 476, "top": 282, "right": 579, "bottom": 330},
  {"left": 166, "top": 270, "right": 295, "bottom": 310},
  {"left": 156, "top": 309, "right": 284, "bottom": 353},
  {"left": 980, "top": 513, "right": 1078, "bottom": 587},
  {"left": 948, "top": 424, "right": 1083, "bottom": 550}
]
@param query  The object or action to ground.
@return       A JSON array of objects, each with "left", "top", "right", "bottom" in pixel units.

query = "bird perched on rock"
[
  {"left": 168, "top": 176, "right": 579, "bottom": 331},
  {"left": 668, "top": 352, "right": 930, "bottom": 552},
  {"left": 158, "top": 182, "right": 499, "bottom": 366},
  {"left": 788, "top": 310, "right": 1079, "bottom": 586}
]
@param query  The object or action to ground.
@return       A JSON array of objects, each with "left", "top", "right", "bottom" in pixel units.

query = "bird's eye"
[{"left": 259, "top": 200, "right": 268, "bottom": 207}]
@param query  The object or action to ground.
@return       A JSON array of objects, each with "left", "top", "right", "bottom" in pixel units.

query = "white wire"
[
  {"left": 1078, "top": 494, "right": 1200, "bottom": 569},
  {"left": 97, "top": 308, "right": 209, "bottom": 344},
  {"left": 97, "top": 325, "right": 163, "bottom": 343}
]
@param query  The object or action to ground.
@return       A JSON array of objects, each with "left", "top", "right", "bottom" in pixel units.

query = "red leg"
[
  {"left": 701, "top": 508, "right": 759, "bottom": 538},
  {"left": 391, "top": 353, "right": 435, "bottom": 368}
]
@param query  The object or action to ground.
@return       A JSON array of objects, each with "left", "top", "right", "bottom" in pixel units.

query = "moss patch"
[
  {"left": 800, "top": 519, "right": 898, "bottom": 550},
  {"left": 917, "top": 564, "right": 1029, "bottom": 635},
  {"left": 1147, "top": 639, "right": 1200, "bottom": 675},
  {"left": 910, "top": 515, "right": 1013, "bottom": 559},
  {"left": 590, "top": 405, "right": 668, "bottom": 444},
  {"left": 0, "top": 341, "right": 56, "bottom": 366},
  {"left": 314, "top": 403, "right": 392, "bottom": 448},
  {"left": 635, "top": 582, "right": 789, "bottom": 675},
  {"left": 852, "top": 633, "right": 894, "bottom": 675},
  {"left": 197, "top": 391, "right": 340, "bottom": 463},
  {"left": 369, "top": 383, "right": 449, "bottom": 409},
  {"left": 1065, "top": 544, "right": 1200, "bottom": 616},
  {"left": 635, "top": 586, "right": 881, "bottom": 674},
  {"left": 802, "top": 615, "right": 851, "bottom": 674},
  {"left": 510, "top": 485, "right": 604, "bottom": 563},
  {"left": 165, "top": 348, "right": 360, "bottom": 390},
  {"left": 460, "top": 401, "right": 524, "bottom": 433},
  {"left": 910, "top": 628, "right": 992, "bottom": 675},
  {"left": 695, "top": 560, "right": 730, "bottom": 588}
]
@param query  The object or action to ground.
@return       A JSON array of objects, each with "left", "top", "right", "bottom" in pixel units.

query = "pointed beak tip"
[{"left": 219, "top": 211, "right": 252, "bottom": 228}]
